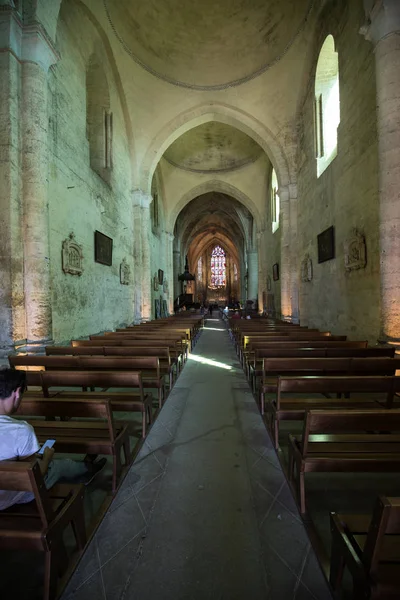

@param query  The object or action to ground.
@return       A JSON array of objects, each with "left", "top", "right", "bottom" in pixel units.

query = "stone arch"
[
  {"left": 168, "top": 180, "right": 262, "bottom": 235},
  {"left": 140, "top": 103, "right": 292, "bottom": 193}
]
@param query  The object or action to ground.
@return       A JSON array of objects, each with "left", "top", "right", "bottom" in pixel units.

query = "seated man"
[{"left": 0, "top": 368, "right": 106, "bottom": 511}]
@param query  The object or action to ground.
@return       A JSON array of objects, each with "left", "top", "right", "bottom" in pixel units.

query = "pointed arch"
[{"left": 140, "top": 102, "right": 292, "bottom": 194}]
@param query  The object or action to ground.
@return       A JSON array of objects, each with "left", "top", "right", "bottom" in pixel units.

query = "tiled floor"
[{"left": 62, "top": 318, "right": 332, "bottom": 600}]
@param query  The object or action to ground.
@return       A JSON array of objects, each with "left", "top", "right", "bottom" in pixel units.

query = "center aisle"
[{"left": 64, "top": 317, "right": 332, "bottom": 600}]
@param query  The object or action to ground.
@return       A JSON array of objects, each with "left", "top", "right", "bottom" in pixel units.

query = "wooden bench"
[
  {"left": 288, "top": 408, "right": 400, "bottom": 513},
  {"left": 28, "top": 370, "right": 153, "bottom": 438},
  {"left": 11, "top": 355, "right": 166, "bottom": 409},
  {"left": 44, "top": 345, "right": 177, "bottom": 386},
  {"left": 330, "top": 495, "right": 400, "bottom": 599},
  {"left": 248, "top": 347, "right": 395, "bottom": 391},
  {"left": 15, "top": 396, "right": 131, "bottom": 493},
  {"left": 267, "top": 375, "right": 400, "bottom": 449},
  {"left": 0, "top": 461, "right": 86, "bottom": 600},
  {"left": 259, "top": 357, "right": 400, "bottom": 413}
]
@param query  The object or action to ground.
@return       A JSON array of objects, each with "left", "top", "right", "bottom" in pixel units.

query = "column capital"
[
  {"left": 132, "top": 189, "right": 152, "bottom": 209},
  {"left": 360, "top": 0, "right": 400, "bottom": 45},
  {"left": 0, "top": 10, "right": 59, "bottom": 71}
]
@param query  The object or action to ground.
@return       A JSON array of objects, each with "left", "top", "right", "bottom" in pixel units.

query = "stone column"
[
  {"left": 173, "top": 246, "right": 181, "bottom": 304},
  {"left": 289, "top": 184, "right": 300, "bottom": 323},
  {"left": 361, "top": 0, "right": 400, "bottom": 344},
  {"left": 0, "top": 8, "right": 22, "bottom": 357},
  {"left": 247, "top": 249, "right": 258, "bottom": 305},
  {"left": 279, "top": 186, "right": 291, "bottom": 321},
  {"left": 8, "top": 14, "right": 58, "bottom": 352},
  {"left": 132, "top": 190, "right": 152, "bottom": 321},
  {"left": 165, "top": 232, "right": 174, "bottom": 314}
]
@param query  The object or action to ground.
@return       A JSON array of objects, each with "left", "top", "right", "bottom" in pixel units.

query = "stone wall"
[
  {"left": 48, "top": 3, "right": 136, "bottom": 341},
  {"left": 296, "top": 0, "right": 381, "bottom": 341}
]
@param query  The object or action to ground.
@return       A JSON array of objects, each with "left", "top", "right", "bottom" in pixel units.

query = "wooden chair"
[
  {"left": 35, "top": 370, "right": 153, "bottom": 438},
  {"left": 0, "top": 461, "right": 86, "bottom": 600},
  {"left": 288, "top": 408, "right": 400, "bottom": 513},
  {"left": 267, "top": 375, "right": 399, "bottom": 449},
  {"left": 16, "top": 396, "right": 131, "bottom": 493},
  {"left": 330, "top": 496, "right": 400, "bottom": 599}
]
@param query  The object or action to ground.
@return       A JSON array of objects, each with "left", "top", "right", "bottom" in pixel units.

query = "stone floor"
[{"left": 62, "top": 318, "right": 332, "bottom": 600}]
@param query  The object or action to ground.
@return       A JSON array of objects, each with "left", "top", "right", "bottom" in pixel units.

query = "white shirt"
[{"left": 0, "top": 415, "right": 40, "bottom": 510}]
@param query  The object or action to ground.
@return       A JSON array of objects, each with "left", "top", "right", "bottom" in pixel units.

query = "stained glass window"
[
  {"left": 197, "top": 256, "right": 202, "bottom": 281},
  {"left": 210, "top": 246, "right": 226, "bottom": 287}
]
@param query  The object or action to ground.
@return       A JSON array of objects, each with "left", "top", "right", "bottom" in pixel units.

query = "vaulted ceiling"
[
  {"left": 104, "top": 0, "right": 313, "bottom": 89},
  {"left": 175, "top": 193, "right": 253, "bottom": 268}
]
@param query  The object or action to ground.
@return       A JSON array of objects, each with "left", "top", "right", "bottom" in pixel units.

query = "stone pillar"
[
  {"left": 0, "top": 9, "right": 22, "bottom": 357},
  {"left": 279, "top": 186, "right": 291, "bottom": 321},
  {"left": 173, "top": 246, "right": 181, "bottom": 304},
  {"left": 0, "top": 10, "right": 59, "bottom": 353},
  {"left": 289, "top": 184, "right": 299, "bottom": 323},
  {"left": 132, "top": 190, "right": 152, "bottom": 321},
  {"left": 166, "top": 232, "right": 174, "bottom": 314},
  {"left": 361, "top": 0, "right": 400, "bottom": 344},
  {"left": 247, "top": 249, "right": 258, "bottom": 305}
]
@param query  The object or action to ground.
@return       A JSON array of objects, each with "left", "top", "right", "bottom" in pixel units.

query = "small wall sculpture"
[
  {"left": 120, "top": 258, "right": 131, "bottom": 285},
  {"left": 163, "top": 279, "right": 168, "bottom": 294},
  {"left": 344, "top": 229, "right": 367, "bottom": 271},
  {"left": 62, "top": 232, "right": 83, "bottom": 276},
  {"left": 266, "top": 274, "right": 272, "bottom": 291},
  {"left": 301, "top": 254, "right": 313, "bottom": 282},
  {"left": 153, "top": 273, "right": 159, "bottom": 291}
]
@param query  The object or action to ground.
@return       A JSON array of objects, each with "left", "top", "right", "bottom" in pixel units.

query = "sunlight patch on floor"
[
  {"left": 203, "top": 327, "right": 226, "bottom": 331},
  {"left": 188, "top": 354, "right": 232, "bottom": 370}
]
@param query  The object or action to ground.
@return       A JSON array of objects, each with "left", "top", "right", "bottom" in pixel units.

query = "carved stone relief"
[
  {"left": 266, "top": 274, "right": 272, "bottom": 291},
  {"left": 120, "top": 258, "right": 131, "bottom": 285},
  {"left": 163, "top": 279, "right": 168, "bottom": 294},
  {"left": 344, "top": 229, "right": 367, "bottom": 271},
  {"left": 301, "top": 253, "right": 313, "bottom": 282},
  {"left": 62, "top": 232, "right": 83, "bottom": 276},
  {"left": 153, "top": 273, "right": 159, "bottom": 291}
]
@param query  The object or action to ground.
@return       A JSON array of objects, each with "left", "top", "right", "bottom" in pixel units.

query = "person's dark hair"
[{"left": 0, "top": 368, "right": 27, "bottom": 400}]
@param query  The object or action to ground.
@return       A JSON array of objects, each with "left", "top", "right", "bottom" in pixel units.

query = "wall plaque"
[
  {"left": 62, "top": 232, "right": 83, "bottom": 276},
  {"left": 317, "top": 226, "right": 335, "bottom": 263},
  {"left": 344, "top": 229, "right": 366, "bottom": 271},
  {"left": 301, "top": 254, "right": 313, "bottom": 282},
  {"left": 94, "top": 230, "right": 113, "bottom": 266}
]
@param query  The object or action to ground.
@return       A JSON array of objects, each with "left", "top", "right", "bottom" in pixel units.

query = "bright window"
[
  {"left": 197, "top": 256, "right": 203, "bottom": 281},
  {"left": 271, "top": 169, "right": 280, "bottom": 233},
  {"left": 210, "top": 246, "right": 226, "bottom": 287},
  {"left": 315, "top": 35, "right": 340, "bottom": 177}
]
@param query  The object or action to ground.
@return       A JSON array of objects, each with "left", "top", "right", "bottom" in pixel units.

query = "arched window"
[
  {"left": 197, "top": 256, "right": 203, "bottom": 281},
  {"left": 86, "top": 55, "right": 113, "bottom": 183},
  {"left": 271, "top": 168, "right": 280, "bottom": 233},
  {"left": 150, "top": 176, "right": 160, "bottom": 232},
  {"left": 210, "top": 246, "right": 226, "bottom": 287},
  {"left": 315, "top": 35, "right": 340, "bottom": 177}
]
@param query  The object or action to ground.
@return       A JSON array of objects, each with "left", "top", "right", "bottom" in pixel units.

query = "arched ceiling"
[
  {"left": 176, "top": 192, "right": 252, "bottom": 268},
  {"left": 104, "top": 0, "right": 314, "bottom": 89},
  {"left": 163, "top": 123, "right": 263, "bottom": 173}
]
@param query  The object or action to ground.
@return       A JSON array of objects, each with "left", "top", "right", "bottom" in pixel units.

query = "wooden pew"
[
  {"left": 44, "top": 345, "right": 177, "bottom": 386},
  {"left": 259, "top": 357, "right": 400, "bottom": 413},
  {"left": 26, "top": 370, "right": 153, "bottom": 438},
  {"left": 0, "top": 461, "right": 86, "bottom": 600},
  {"left": 15, "top": 396, "right": 131, "bottom": 493},
  {"left": 248, "top": 346, "right": 395, "bottom": 391},
  {"left": 288, "top": 408, "right": 400, "bottom": 513},
  {"left": 11, "top": 355, "right": 166, "bottom": 409},
  {"left": 267, "top": 375, "right": 400, "bottom": 449},
  {"left": 330, "top": 495, "right": 400, "bottom": 599},
  {"left": 94, "top": 331, "right": 191, "bottom": 356}
]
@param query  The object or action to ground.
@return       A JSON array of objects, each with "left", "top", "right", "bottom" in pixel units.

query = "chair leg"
[
  {"left": 71, "top": 505, "right": 87, "bottom": 552},
  {"left": 273, "top": 417, "right": 279, "bottom": 450},
  {"left": 43, "top": 549, "right": 59, "bottom": 600},
  {"left": 142, "top": 409, "right": 146, "bottom": 438},
  {"left": 158, "top": 387, "right": 162, "bottom": 409},
  {"left": 123, "top": 437, "right": 131, "bottom": 465},
  {"left": 329, "top": 529, "right": 345, "bottom": 591},
  {"left": 260, "top": 392, "right": 265, "bottom": 415},
  {"left": 299, "top": 470, "right": 306, "bottom": 514}
]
